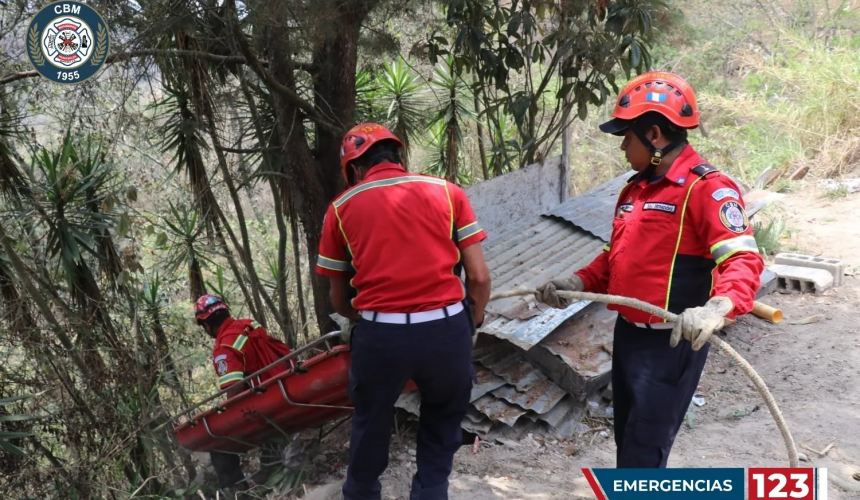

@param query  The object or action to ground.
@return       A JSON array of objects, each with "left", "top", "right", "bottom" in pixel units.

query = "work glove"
[
  {"left": 535, "top": 275, "right": 584, "bottom": 309},
  {"left": 331, "top": 313, "right": 358, "bottom": 344},
  {"left": 670, "top": 296, "right": 734, "bottom": 351}
]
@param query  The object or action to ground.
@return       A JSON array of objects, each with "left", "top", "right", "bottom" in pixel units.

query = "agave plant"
[
  {"left": 377, "top": 58, "right": 427, "bottom": 166},
  {"left": 422, "top": 121, "right": 473, "bottom": 185},
  {"left": 160, "top": 201, "right": 210, "bottom": 301},
  {"left": 428, "top": 57, "right": 474, "bottom": 182}
]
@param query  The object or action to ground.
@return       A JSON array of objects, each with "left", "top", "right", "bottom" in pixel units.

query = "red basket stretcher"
[{"left": 171, "top": 332, "right": 417, "bottom": 453}]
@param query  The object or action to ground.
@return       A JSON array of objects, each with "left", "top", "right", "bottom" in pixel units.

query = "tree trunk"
[
  {"left": 263, "top": 0, "right": 378, "bottom": 334},
  {"left": 473, "top": 91, "right": 490, "bottom": 180},
  {"left": 288, "top": 194, "right": 309, "bottom": 343}
]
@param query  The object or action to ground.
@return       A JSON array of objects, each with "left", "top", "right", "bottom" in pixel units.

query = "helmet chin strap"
[{"left": 632, "top": 126, "right": 685, "bottom": 176}]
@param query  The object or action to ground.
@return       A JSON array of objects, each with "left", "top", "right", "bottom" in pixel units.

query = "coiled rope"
[{"left": 488, "top": 288, "right": 799, "bottom": 468}]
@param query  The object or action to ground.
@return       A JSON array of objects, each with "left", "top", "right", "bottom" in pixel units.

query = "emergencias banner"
[{"left": 582, "top": 467, "right": 828, "bottom": 500}]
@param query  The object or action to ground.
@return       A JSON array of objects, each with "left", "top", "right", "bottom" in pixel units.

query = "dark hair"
[
  {"left": 199, "top": 308, "right": 229, "bottom": 330},
  {"left": 634, "top": 111, "right": 689, "bottom": 143},
  {"left": 351, "top": 139, "right": 402, "bottom": 170}
]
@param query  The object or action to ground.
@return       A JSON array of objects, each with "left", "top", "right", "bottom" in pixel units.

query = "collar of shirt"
[
  {"left": 635, "top": 144, "right": 701, "bottom": 187},
  {"left": 363, "top": 162, "right": 407, "bottom": 181}
]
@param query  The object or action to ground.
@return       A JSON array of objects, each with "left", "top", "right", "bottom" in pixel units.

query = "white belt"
[
  {"left": 624, "top": 317, "right": 675, "bottom": 330},
  {"left": 361, "top": 302, "right": 464, "bottom": 324}
]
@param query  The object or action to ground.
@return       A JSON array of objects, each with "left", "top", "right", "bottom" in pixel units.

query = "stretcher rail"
[{"left": 165, "top": 331, "right": 343, "bottom": 429}]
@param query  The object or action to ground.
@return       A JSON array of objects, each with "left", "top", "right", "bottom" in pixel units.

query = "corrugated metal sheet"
[
  {"left": 544, "top": 171, "right": 632, "bottom": 241},
  {"left": 480, "top": 217, "right": 605, "bottom": 349}
]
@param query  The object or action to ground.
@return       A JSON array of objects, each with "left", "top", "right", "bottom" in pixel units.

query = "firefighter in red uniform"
[
  {"left": 537, "top": 72, "right": 764, "bottom": 468},
  {"left": 194, "top": 294, "right": 293, "bottom": 496},
  {"left": 315, "top": 123, "right": 491, "bottom": 500}
]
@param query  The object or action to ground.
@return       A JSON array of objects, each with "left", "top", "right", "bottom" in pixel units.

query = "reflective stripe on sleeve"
[
  {"left": 710, "top": 235, "right": 759, "bottom": 264},
  {"left": 603, "top": 244, "right": 610, "bottom": 252},
  {"left": 317, "top": 255, "right": 350, "bottom": 272},
  {"left": 218, "top": 372, "right": 244, "bottom": 387},
  {"left": 457, "top": 221, "right": 483, "bottom": 241},
  {"left": 231, "top": 335, "right": 248, "bottom": 351}
]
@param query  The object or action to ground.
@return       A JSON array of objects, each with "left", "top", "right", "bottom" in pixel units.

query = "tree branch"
[
  {"left": 228, "top": 24, "right": 343, "bottom": 135},
  {"left": 0, "top": 49, "right": 270, "bottom": 86}
]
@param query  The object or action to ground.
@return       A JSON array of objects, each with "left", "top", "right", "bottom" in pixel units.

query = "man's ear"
[{"left": 648, "top": 124, "right": 662, "bottom": 144}]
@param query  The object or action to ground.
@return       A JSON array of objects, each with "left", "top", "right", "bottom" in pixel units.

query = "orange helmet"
[
  {"left": 599, "top": 71, "right": 700, "bottom": 136},
  {"left": 194, "top": 294, "right": 228, "bottom": 322},
  {"left": 339, "top": 123, "right": 403, "bottom": 186}
]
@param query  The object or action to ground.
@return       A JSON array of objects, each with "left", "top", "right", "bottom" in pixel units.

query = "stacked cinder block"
[{"left": 774, "top": 253, "right": 846, "bottom": 287}]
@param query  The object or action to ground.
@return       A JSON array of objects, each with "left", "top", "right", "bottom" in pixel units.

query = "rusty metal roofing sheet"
[
  {"left": 480, "top": 216, "right": 605, "bottom": 350},
  {"left": 544, "top": 171, "right": 632, "bottom": 241},
  {"left": 471, "top": 394, "right": 529, "bottom": 426}
]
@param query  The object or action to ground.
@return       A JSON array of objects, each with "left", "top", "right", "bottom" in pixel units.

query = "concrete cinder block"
[
  {"left": 769, "top": 264, "right": 834, "bottom": 295},
  {"left": 756, "top": 268, "right": 778, "bottom": 299},
  {"left": 774, "top": 253, "right": 846, "bottom": 287}
]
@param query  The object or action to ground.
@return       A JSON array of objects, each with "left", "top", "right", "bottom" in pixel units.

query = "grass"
[
  {"left": 753, "top": 216, "right": 788, "bottom": 256},
  {"left": 563, "top": 2, "right": 860, "bottom": 193},
  {"left": 821, "top": 185, "right": 850, "bottom": 200}
]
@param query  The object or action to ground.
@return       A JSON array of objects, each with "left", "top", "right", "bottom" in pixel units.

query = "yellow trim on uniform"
[
  {"left": 332, "top": 202, "right": 360, "bottom": 311},
  {"left": 710, "top": 235, "right": 759, "bottom": 265},
  {"left": 218, "top": 372, "right": 244, "bottom": 387},
  {"left": 232, "top": 335, "right": 248, "bottom": 351},
  {"left": 333, "top": 176, "right": 447, "bottom": 208},
  {"left": 663, "top": 176, "right": 706, "bottom": 320},
  {"left": 250, "top": 321, "right": 261, "bottom": 329},
  {"left": 603, "top": 245, "right": 610, "bottom": 252},
  {"left": 444, "top": 183, "right": 466, "bottom": 300}
]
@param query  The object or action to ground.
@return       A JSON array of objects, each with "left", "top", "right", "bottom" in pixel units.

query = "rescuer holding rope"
[
  {"left": 537, "top": 71, "right": 764, "bottom": 468},
  {"left": 315, "top": 123, "right": 491, "bottom": 500}
]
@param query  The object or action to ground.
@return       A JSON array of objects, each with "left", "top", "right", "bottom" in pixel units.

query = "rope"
[{"left": 488, "top": 288, "right": 799, "bottom": 468}]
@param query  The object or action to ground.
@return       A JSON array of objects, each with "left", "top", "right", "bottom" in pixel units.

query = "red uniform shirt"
[
  {"left": 575, "top": 145, "right": 764, "bottom": 323},
  {"left": 315, "top": 162, "right": 487, "bottom": 313},
  {"left": 211, "top": 317, "right": 292, "bottom": 389}
]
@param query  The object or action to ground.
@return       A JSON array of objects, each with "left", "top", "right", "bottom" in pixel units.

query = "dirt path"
[{"left": 297, "top": 189, "right": 860, "bottom": 500}]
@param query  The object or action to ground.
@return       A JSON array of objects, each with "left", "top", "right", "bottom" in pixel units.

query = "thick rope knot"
[{"left": 488, "top": 287, "right": 799, "bottom": 468}]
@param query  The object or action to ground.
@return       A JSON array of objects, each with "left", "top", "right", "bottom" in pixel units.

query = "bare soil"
[{"left": 292, "top": 188, "right": 860, "bottom": 499}]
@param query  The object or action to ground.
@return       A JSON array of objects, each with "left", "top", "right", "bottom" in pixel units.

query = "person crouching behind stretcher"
[{"left": 194, "top": 294, "right": 293, "bottom": 497}]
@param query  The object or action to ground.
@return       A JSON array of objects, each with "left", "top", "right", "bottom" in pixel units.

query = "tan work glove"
[
  {"left": 331, "top": 313, "right": 358, "bottom": 344},
  {"left": 535, "top": 275, "right": 584, "bottom": 309},
  {"left": 670, "top": 296, "right": 734, "bottom": 351}
]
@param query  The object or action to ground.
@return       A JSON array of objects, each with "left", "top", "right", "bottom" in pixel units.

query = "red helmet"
[
  {"left": 194, "top": 294, "right": 228, "bottom": 322},
  {"left": 339, "top": 123, "right": 403, "bottom": 186},
  {"left": 599, "top": 71, "right": 700, "bottom": 136}
]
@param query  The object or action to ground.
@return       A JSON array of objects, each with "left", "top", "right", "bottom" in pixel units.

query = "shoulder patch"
[
  {"left": 711, "top": 187, "right": 740, "bottom": 201},
  {"left": 718, "top": 200, "right": 749, "bottom": 233},
  {"left": 216, "top": 359, "right": 228, "bottom": 375},
  {"left": 214, "top": 354, "right": 227, "bottom": 363},
  {"left": 691, "top": 163, "right": 718, "bottom": 177}
]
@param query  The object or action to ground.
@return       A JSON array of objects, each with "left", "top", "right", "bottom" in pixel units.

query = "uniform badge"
[
  {"left": 712, "top": 187, "right": 740, "bottom": 201},
  {"left": 216, "top": 359, "right": 228, "bottom": 375},
  {"left": 719, "top": 200, "right": 749, "bottom": 233},
  {"left": 27, "top": 1, "right": 110, "bottom": 84}
]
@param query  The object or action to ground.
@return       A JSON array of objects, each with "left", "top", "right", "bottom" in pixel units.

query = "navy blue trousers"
[
  {"left": 612, "top": 317, "right": 709, "bottom": 468},
  {"left": 342, "top": 310, "right": 474, "bottom": 500}
]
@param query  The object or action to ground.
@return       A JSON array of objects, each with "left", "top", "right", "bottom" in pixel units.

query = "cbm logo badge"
[{"left": 27, "top": 2, "right": 110, "bottom": 84}]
